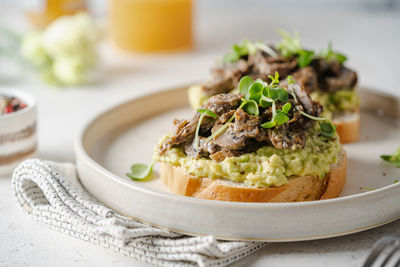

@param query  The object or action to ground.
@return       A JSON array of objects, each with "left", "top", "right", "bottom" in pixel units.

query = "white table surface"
[{"left": 1, "top": 2, "right": 400, "bottom": 266}]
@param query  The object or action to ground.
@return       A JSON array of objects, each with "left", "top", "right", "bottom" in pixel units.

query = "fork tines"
[{"left": 363, "top": 236, "right": 400, "bottom": 267}]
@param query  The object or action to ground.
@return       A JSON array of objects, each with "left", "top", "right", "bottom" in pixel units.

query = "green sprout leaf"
[
  {"left": 282, "top": 102, "right": 291, "bottom": 114},
  {"left": 266, "top": 87, "right": 278, "bottom": 100},
  {"left": 254, "top": 42, "right": 279, "bottom": 58},
  {"left": 336, "top": 53, "right": 347, "bottom": 64},
  {"left": 267, "top": 87, "right": 288, "bottom": 102},
  {"left": 276, "top": 29, "right": 317, "bottom": 68},
  {"left": 274, "top": 111, "right": 289, "bottom": 125},
  {"left": 261, "top": 121, "right": 276, "bottom": 128},
  {"left": 286, "top": 75, "right": 295, "bottom": 85},
  {"left": 248, "top": 81, "right": 264, "bottom": 102},
  {"left": 223, "top": 39, "right": 280, "bottom": 63},
  {"left": 261, "top": 101, "right": 278, "bottom": 129},
  {"left": 238, "top": 75, "right": 254, "bottom": 97},
  {"left": 268, "top": 71, "right": 280, "bottom": 86},
  {"left": 223, "top": 52, "right": 240, "bottom": 63},
  {"left": 276, "top": 29, "right": 302, "bottom": 58},
  {"left": 298, "top": 50, "right": 314, "bottom": 68},
  {"left": 242, "top": 98, "right": 259, "bottom": 116},
  {"left": 223, "top": 39, "right": 259, "bottom": 63},
  {"left": 259, "top": 95, "right": 273, "bottom": 108},
  {"left": 197, "top": 108, "right": 218, "bottom": 119},
  {"left": 276, "top": 88, "right": 289, "bottom": 102},
  {"left": 381, "top": 147, "right": 400, "bottom": 168},
  {"left": 299, "top": 111, "right": 327, "bottom": 121},
  {"left": 321, "top": 42, "right": 347, "bottom": 64},
  {"left": 320, "top": 122, "right": 336, "bottom": 138},
  {"left": 299, "top": 111, "right": 336, "bottom": 138},
  {"left": 243, "top": 39, "right": 257, "bottom": 55},
  {"left": 126, "top": 161, "right": 154, "bottom": 181}
]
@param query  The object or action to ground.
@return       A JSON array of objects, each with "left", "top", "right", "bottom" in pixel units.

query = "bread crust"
[
  {"left": 160, "top": 150, "right": 346, "bottom": 202},
  {"left": 333, "top": 110, "right": 360, "bottom": 144}
]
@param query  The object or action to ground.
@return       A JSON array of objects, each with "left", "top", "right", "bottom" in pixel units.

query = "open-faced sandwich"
[
  {"left": 155, "top": 74, "right": 346, "bottom": 202},
  {"left": 188, "top": 31, "right": 359, "bottom": 143}
]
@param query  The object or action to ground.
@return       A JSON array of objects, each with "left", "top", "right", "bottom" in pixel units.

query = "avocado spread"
[
  {"left": 311, "top": 90, "right": 360, "bottom": 118},
  {"left": 154, "top": 129, "right": 341, "bottom": 188}
]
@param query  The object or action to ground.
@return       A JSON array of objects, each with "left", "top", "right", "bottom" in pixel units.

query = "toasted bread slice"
[
  {"left": 333, "top": 111, "right": 360, "bottom": 144},
  {"left": 160, "top": 150, "right": 346, "bottom": 202}
]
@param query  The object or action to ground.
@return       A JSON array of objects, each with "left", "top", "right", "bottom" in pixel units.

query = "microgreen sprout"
[
  {"left": 241, "top": 98, "right": 259, "bottom": 116},
  {"left": 276, "top": 29, "right": 302, "bottom": 58},
  {"left": 126, "top": 161, "right": 155, "bottom": 181},
  {"left": 381, "top": 147, "right": 400, "bottom": 168},
  {"left": 260, "top": 101, "right": 291, "bottom": 129},
  {"left": 394, "top": 179, "right": 399, "bottom": 184},
  {"left": 223, "top": 39, "right": 257, "bottom": 63},
  {"left": 194, "top": 108, "right": 217, "bottom": 150},
  {"left": 299, "top": 111, "right": 336, "bottom": 138},
  {"left": 254, "top": 42, "right": 279, "bottom": 58},
  {"left": 206, "top": 71, "right": 335, "bottom": 142},
  {"left": 271, "top": 101, "right": 277, "bottom": 119},
  {"left": 259, "top": 95, "right": 273, "bottom": 108},
  {"left": 321, "top": 42, "right": 347, "bottom": 64},
  {"left": 276, "top": 29, "right": 315, "bottom": 69},
  {"left": 205, "top": 110, "right": 238, "bottom": 143},
  {"left": 223, "top": 39, "right": 278, "bottom": 63},
  {"left": 298, "top": 50, "right": 314, "bottom": 68},
  {"left": 286, "top": 76, "right": 298, "bottom": 103},
  {"left": 268, "top": 71, "right": 280, "bottom": 86},
  {"left": 319, "top": 122, "right": 336, "bottom": 138},
  {"left": 286, "top": 75, "right": 295, "bottom": 85},
  {"left": 299, "top": 111, "right": 327, "bottom": 121},
  {"left": 248, "top": 81, "right": 264, "bottom": 103},
  {"left": 282, "top": 102, "right": 292, "bottom": 114},
  {"left": 238, "top": 75, "right": 254, "bottom": 97}
]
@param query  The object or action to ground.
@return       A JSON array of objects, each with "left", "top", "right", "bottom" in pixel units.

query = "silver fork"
[{"left": 363, "top": 236, "right": 400, "bottom": 267}]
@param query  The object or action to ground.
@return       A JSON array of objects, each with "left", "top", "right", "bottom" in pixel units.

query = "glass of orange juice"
[{"left": 109, "top": 0, "right": 193, "bottom": 52}]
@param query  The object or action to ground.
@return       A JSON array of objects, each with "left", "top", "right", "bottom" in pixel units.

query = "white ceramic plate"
[{"left": 75, "top": 86, "right": 400, "bottom": 241}]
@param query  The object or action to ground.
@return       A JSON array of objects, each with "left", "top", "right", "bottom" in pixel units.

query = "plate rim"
[
  {"left": 104, "top": 203, "right": 400, "bottom": 242},
  {"left": 74, "top": 85, "right": 400, "bottom": 210}
]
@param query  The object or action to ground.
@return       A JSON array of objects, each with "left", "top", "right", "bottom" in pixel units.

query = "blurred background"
[
  {"left": 0, "top": 0, "right": 399, "bottom": 160},
  {"left": 1, "top": 0, "right": 400, "bottom": 91}
]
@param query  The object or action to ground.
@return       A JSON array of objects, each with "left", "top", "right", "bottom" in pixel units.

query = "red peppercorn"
[
  {"left": 4, "top": 106, "right": 13, "bottom": 114},
  {"left": 1, "top": 95, "right": 27, "bottom": 114}
]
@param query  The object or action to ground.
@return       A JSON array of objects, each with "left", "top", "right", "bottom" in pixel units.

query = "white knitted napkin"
[{"left": 11, "top": 159, "right": 266, "bottom": 267}]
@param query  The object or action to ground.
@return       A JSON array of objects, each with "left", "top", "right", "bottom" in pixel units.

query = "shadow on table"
[{"left": 232, "top": 219, "right": 400, "bottom": 267}]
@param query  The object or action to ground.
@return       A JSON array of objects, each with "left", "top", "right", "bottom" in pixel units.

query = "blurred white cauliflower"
[
  {"left": 21, "top": 12, "right": 98, "bottom": 86},
  {"left": 52, "top": 56, "right": 85, "bottom": 86},
  {"left": 20, "top": 32, "right": 50, "bottom": 67}
]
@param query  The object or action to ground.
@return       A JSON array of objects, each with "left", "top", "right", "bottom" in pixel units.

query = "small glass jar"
[{"left": 0, "top": 90, "right": 37, "bottom": 176}]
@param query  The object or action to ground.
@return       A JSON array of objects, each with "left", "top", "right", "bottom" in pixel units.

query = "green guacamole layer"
[
  {"left": 154, "top": 129, "right": 341, "bottom": 188},
  {"left": 311, "top": 90, "right": 360, "bottom": 118}
]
